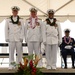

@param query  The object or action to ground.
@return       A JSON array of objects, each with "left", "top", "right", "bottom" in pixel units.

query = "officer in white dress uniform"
[
  {"left": 25, "top": 7, "right": 46, "bottom": 67},
  {"left": 45, "top": 9, "right": 62, "bottom": 69},
  {"left": 5, "top": 6, "right": 24, "bottom": 69}
]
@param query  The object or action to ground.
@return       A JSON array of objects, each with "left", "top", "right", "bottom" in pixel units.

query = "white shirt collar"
[
  {"left": 49, "top": 18, "right": 53, "bottom": 23},
  {"left": 13, "top": 16, "right": 17, "bottom": 21}
]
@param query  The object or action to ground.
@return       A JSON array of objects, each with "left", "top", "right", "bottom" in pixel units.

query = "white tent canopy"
[{"left": 0, "top": 0, "right": 75, "bottom": 22}]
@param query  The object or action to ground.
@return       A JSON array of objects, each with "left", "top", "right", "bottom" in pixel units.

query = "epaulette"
[
  {"left": 38, "top": 18, "right": 42, "bottom": 20},
  {"left": 54, "top": 18, "right": 59, "bottom": 21},
  {"left": 43, "top": 20, "right": 46, "bottom": 22},
  {"left": 7, "top": 16, "right": 23, "bottom": 19},
  {"left": 45, "top": 18, "right": 49, "bottom": 22},
  {"left": 26, "top": 18, "right": 42, "bottom": 20},
  {"left": 19, "top": 17, "right": 23, "bottom": 19},
  {"left": 46, "top": 18, "right": 49, "bottom": 20},
  {"left": 57, "top": 20, "right": 59, "bottom": 22},
  {"left": 6, "top": 16, "right": 11, "bottom": 19},
  {"left": 26, "top": 18, "right": 30, "bottom": 20},
  {"left": 6, "top": 17, "right": 10, "bottom": 19}
]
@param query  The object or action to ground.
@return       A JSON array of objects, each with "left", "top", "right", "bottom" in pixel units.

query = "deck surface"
[{"left": 0, "top": 68, "right": 75, "bottom": 73}]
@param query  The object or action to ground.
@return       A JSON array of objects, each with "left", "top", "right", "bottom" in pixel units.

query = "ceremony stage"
[
  {"left": 0, "top": 68, "right": 75, "bottom": 75},
  {"left": 0, "top": 43, "right": 75, "bottom": 75}
]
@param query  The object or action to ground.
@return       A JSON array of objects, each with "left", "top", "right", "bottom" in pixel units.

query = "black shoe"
[
  {"left": 64, "top": 66, "right": 67, "bottom": 69},
  {"left": 72, "top": 66, "right": 75, "bottom": 69}
]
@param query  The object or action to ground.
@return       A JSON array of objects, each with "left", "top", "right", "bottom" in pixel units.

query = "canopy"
[{"left": 0, "top": 0, "right": 75, "bottom": 22}]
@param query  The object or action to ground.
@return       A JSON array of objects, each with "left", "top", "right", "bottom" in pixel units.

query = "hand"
[
  {"left": 43, "top": 42, "right": 46, "bottom": 45},
  {"left": 58, "top": 42, "right": 61, "bottom": 46},
  {"left": 25, "top": 39, "right": 28, "bottom": 43},
  {"left": 20, "top": 39, "right": 23, "bottom": 42},
  {"left": 6, "top": 39, "right": 9, "bottom": 42}
]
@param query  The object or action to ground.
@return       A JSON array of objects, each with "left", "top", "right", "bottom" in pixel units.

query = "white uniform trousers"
[
  {"left": 9, "top": 41, "right": 22, "bottom": 67},
  {"left": 45, "top": 44, "right": 58, "bottom": 69},
  {"left": 28, "top": 42, "right": 42, "bottom": 67}
]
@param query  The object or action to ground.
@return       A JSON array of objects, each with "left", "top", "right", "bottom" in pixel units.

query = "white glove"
[
  {"left": 43, "top": 40, "right": 46, "bottom": 45},
  {"left": 20, "top": 39, "right": 23, "bottom": 42},
  {"left": 43, "top": 42, "right": 46, "bottom": 45},
  {"left": 58, "top": 42, "right": 61, "bottom": 46},
  {"left": 41, "top": 43, "right": 45, "bottom": 54},
  {"left": 6, "top": 39, "right": 9, "bottom": 42},
  {"left": 25, "top": 39, "right": 28, "bottom": 43},
  {"left": 65, "top": 45, "right": 72, "bottom": 49}
]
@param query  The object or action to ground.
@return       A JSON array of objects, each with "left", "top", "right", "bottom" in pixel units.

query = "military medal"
[
  {"left": 36, "top": 22, "right": 40, "bottom": 26},
  {"left": 18, "top": 21, "right": 21, "bottom": 26}
]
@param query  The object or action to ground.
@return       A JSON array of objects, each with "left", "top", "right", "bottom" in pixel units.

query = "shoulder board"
[
  {"left": 43, "top": 18, "right": 48, "bottom": 22},
  {"left": 46, "top": 18, "right": 57, "bottom": 21},
  {"left": 57, "top": 20, "right": 59, "bottom": 22},
  {"left": 46, "top": 18, "right": 49, "bottom": 21},
  {"left": 19, "top": 17, "right": 23, "bottom": 19},
  {"left": 46, "top": 18, "right": 49, "bottom": 22},
  {"left": 54, "top": 18, "right": 59, "bottom": 21},
  {"left": 26, "top": 18, "right": 30, "bottom": 20},
  {"left": 26, "top": 18, "right": 42, "bottom": 20},
  {"left": 6, "top": 17, "right": 10, "bottom": 19},
  {"left": 43, "top": 20, "right": 46, "bottom": 22},
  {"left": 38, "top": 18, "right": 42, "bottom": 20},
  {"left": 6, "top": 16, "right": 11, "bottom": 19},
  {"left": 53, "top": 18, "right": 56, "bottom": 21}
]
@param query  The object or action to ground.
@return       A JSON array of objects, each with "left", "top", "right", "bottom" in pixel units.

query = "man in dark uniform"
[{"left": 60, "top": 29, "right": 75, "bottom": 69}]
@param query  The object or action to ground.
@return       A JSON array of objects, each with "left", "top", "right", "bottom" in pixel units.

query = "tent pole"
[
  {"left": 22, "top": 0, "right": 47, "bottom": 16},
  {"left": 55, "top": 0, "right": 74, "bottom": 12}
]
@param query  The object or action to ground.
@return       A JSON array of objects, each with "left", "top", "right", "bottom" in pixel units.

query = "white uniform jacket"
[
  {"left": 25, "top": 18, "right": 46, "bottom": 43},
  {"left": 45, "top": 18, "right": 62, "bottom": 45},
  {"left": 5, "top": 17, "right": 24, "bottom": 42}
]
